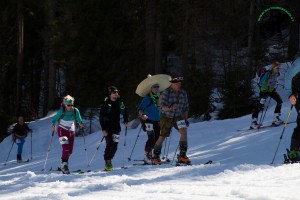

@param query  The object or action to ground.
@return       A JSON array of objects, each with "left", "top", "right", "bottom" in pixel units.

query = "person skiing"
[
  {"left": 99, "top": 86, "right": 128, "bottom": 171},
  {"left": 12, "top": 116, "right": 32, "bottom": 162},
  {"left": 151, "top": 73, "right": 190, "bottom": 165},
  {"left": 137, "top": 83, "right": 162, "bottom": 164},
  {"left": 250, "top": 61, "right": 283, "bottom": 129},
  {"left": 285, "top": 56, "right": 300, "bottom": 161},
  {"left": 52, "top": 95, "right": 84, "bottom": 174}
]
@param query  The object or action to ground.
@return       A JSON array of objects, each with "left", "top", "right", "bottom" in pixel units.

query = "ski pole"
[
  {"left": 88, "top": 136, "right": 104, "bottom": 167},
  {"left": 270, "top": 105, "right": 293, "bottom": 164},
  {"left": 128, "top": 125, "right": 142, "bottom": 161},
  {"left": 162, "top": 137, "right": 168, "bottom": 159},
  {"left": 163, "top": 113, "right": 175, "bottom": 161},
  {"left": 30, "top": 131, "right": 33, "bottom": 160},
  {"left": 121, "top": 126, "right": 128, "bottom": 169},
  {"left": 162, "top": 135, "right": 172, "bottom": 162},
  {"left": 258, "top": 97, "right": 271, "bottom": 128},
  {"left": 171, "top": 143, "right": 179, "bottom": 165},
  {"left": 81, "top": 128, "right": 89, "bottom": 166},
  {"left": 42, "top": 131, "right": 55, "bottom": 172},
  {"left": 4, "top": 142, "right": 15, "bottom": 166}
]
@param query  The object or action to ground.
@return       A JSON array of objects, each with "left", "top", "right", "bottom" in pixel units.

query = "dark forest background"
[{"left": 0, "top": 0, "right": 299, "bottom": 137}]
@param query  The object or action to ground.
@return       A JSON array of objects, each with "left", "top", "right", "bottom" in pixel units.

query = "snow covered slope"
[{"left": 1, "top": 101, "right": 300, "bottom": 200}]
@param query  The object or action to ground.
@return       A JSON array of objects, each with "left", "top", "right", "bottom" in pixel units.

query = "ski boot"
[
  {"left": 17, "top": 154, "right": 22, "bottom": 163},
  {"left": 61, "top": 161, "right": 70, "bottom": 174},
  {"left": 177, "top": 152, "right": 191, "bottom": 165},
  {"left": 272, "top": 113, "right": 283, "bottom": 126},
  {"left": 151, "top": 154, "right": 163, "bottom": 165},
  {"left": 104, "top": 160, "right": 113, "bottom": 171},
  {"left": 250, "top": 118, "right": 259, "bottom": 129},
  {"left": 289, "top": 149, "right": 300, "bottom": 163},
  {"left": 144, "top": 151, "right": 152, "bottom": 165}
]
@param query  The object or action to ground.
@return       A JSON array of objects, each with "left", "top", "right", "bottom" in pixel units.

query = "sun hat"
[{"left": 136, "top": 74, "right": 171, "bottom": 97}]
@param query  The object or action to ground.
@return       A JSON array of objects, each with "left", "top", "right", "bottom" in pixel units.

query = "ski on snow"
[
  {"left": 132, "top": 159, "right": 213, "bottom": 166},
  {"left": 237, "top": 121, "right": 296, "bottom": 132},
  {"left": 1, "top": 159, "right": 30, "bottom": 166}
]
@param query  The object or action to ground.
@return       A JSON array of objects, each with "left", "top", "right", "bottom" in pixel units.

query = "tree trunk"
[
  {"left": 145, "top": 0, "right": 156, "bottom": 74},
  {"left": 16, "top": 0, "right": 24, "bottom": 115},
  {"left": 43, "top": 0, "right": 56, "bottom": 115},
  {"left": 288, "top": 0, "right": 300, "bottom": 60},
  {"left": 247, "top": 0, "right": 255, "bottom": 75},
  {"left": 154, "top": 23, "right": 162, "bottom": 74}
]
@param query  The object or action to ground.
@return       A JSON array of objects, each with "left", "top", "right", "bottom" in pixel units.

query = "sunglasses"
[
  {"left": 66, "top": 104, "right": 74, "bottom": 107},
  {"left": 170, "top": 77, "right": 184, "bottom": 83},
  {"left": 112, "top": 91, "right": 119, "bottom": 94},
  {"left": 153, "top": 85, "right": 160, "bottom": 89}
]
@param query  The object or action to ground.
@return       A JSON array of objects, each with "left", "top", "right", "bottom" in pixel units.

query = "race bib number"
[
  {"left": 145, "top": 123, "right": 153, "bottom": 131},
  {"left": 59, "top": 136, "right": 69, "bottom": 144},
  {"left": 112, "top": 134, "right": 120, "bottom": 142},
  {"left": 176, "top": 120, "right": 187, "bottom": 129},
  {"left": 16, "top": 139, "right": 21, "bottom": 144}
]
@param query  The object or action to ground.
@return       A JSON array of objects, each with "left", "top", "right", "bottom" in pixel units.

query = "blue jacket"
[
  {"left": 137, "top": 94, "right": 161, "bottom": 121},
  {"left": 285, "top": 57, "right": 300, "bottom": 97}
]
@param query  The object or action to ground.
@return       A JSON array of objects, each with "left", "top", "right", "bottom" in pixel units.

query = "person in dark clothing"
[
  {"left": 12, "top": 116, "right": 32, "bottom": 162},
  {"left": 99, "top": 86, "right": 129, "bottom": 171},
  {"left": 285, "top": 57, "right": 300, "bottom": 161}
]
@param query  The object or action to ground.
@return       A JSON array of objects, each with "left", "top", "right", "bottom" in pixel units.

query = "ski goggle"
[{"left": 153, "top": 85, "right": 160, "bottom": 89}]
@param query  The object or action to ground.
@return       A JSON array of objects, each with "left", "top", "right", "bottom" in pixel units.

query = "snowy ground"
[{"left": 1, "top": 101, "right": 300, "bottom": 200}]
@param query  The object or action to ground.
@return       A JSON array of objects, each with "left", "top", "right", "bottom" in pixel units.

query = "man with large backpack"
[
  {"left": 99, "top": 86, "right": 128, "bottom": 171},
  {"left": 284, "top": 57, "right": 300, "bottom": 161},
  {"left": 250, "top": 61, "right": 283, "bottom": 129},
  {"left": 52, "top": 95, "right": 84, "bottom": 174}
]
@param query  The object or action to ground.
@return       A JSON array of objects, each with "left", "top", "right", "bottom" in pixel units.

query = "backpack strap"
[
  {"left": 59, "top": 107, "right": 77, "bottom": 124},
  {"left": 104, "top": 97, "right": 125, "bottom": 115}
]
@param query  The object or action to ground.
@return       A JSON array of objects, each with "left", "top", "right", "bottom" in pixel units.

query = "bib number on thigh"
[
  {"left": 112, "top": 134, "right": 120, "bottom": 142},
  {"left": 176, "top": 120, "right": 187, "bottom": 129},
  {"left": 16, "top": 139, "right": 21, "bottom": 144},
  {"left": 59, "top": 136, "right": 69, "bottom": 144},
  {"left": 144, "top": 123, "right": 153, "bottom": 131}
]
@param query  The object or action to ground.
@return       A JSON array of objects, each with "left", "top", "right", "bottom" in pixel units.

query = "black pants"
[
  {"left": 252, "top": 90, "right": 283, "bottom": 119},
  {"left": 104, "top": 133, "right": 119, "bottom": 160},
  {"left": 144, "top": 120, "right": 160, "bottom": 152},
  {"left": 290, "top": 101, "right": 300, "bottom": 151},
  {"left": 103, "top": 123, "right": 121, "bottom": 160}
]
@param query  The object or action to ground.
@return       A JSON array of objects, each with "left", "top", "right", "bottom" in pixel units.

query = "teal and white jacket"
[{"left": 52, "top": 107, "right": 83, "bottom": 131}]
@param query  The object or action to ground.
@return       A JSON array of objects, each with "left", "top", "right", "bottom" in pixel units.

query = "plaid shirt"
[{"left": 160, "top": 87, "right": 189, "bottom": 118}]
